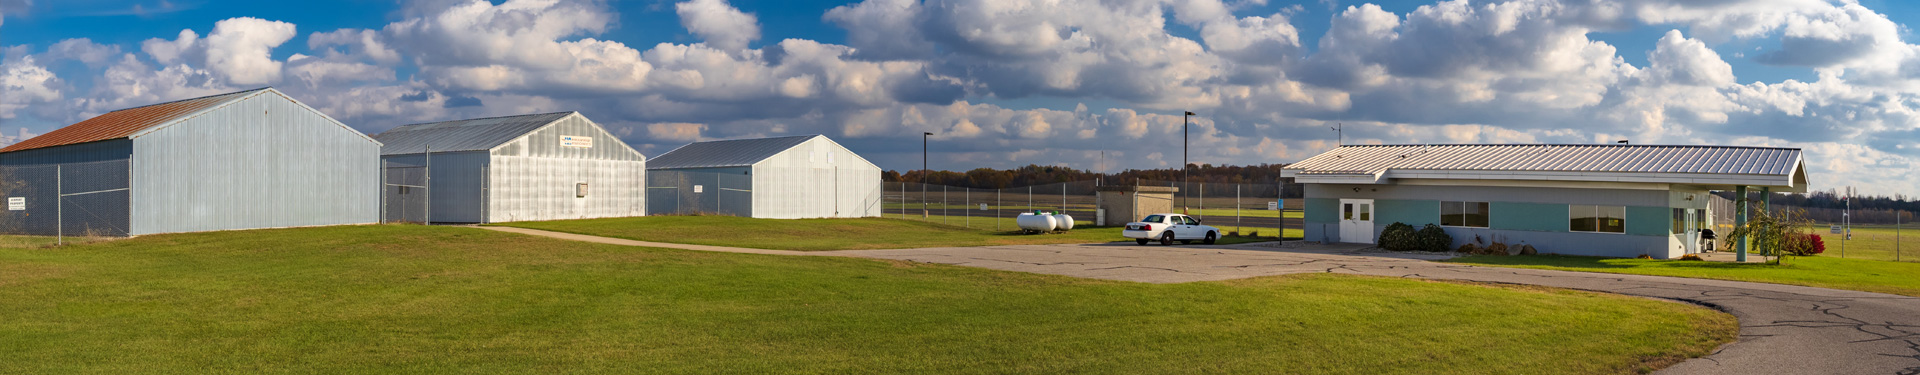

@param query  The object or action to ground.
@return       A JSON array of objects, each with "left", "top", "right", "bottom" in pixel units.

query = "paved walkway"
[{"left": 480, "top": 226, "right": 1920, "bottom": 374}]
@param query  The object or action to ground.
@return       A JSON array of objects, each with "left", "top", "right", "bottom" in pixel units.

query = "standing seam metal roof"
[
  {"left": 1284, "top": 144, "right": 1802, "bottom": 175},
  {"left": 372, "top": 112, "right": 577, "bottom": 154},
  {"left": 0, "top": 88, "right": 269, "bottom": 153},
  {"left": 647, "top": 135, "right": 822, "bottom": 169}
]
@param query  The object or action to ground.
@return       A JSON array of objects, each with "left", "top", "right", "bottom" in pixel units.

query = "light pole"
[
  {"left": 1183, "top": 111, "right": 1195, "bottom": 210},
  {"left": 923, "top": 132, "right": 933, "bottom": 219}
]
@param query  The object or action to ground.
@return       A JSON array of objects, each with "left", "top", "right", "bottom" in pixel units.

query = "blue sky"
[{"left": 1, "top": 0, "right": 1917, "bottom": 195}]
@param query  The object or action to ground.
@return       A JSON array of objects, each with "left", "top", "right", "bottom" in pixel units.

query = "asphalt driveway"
[{"left": 836, "top": 242, "right": 1920, "bottom": 375}]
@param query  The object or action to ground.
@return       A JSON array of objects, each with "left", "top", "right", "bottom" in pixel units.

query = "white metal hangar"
[
  {"left": 646, "top": 135, "right": 882, "bottom": 219},
  {"left": 373, "top": 112, "right": 646, "bottom": 223}
]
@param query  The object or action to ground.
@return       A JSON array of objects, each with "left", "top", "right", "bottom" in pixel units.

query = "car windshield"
[{"left": 1142, "top": 215, "right": 1165, "bottom": 223}]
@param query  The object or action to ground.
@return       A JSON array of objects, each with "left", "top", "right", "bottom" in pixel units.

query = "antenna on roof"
[
  {"left": 1617, "top": 140, "right": 1630, "bottom": 145},
  {"left": 1331, "top": 123, "right": 1343, "bottom": 146}
]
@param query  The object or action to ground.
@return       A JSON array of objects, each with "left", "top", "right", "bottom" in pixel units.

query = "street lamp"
[
  {"left": 923, "top": 132, "right": 933, "bottom": 219},
  {"left": 1183, "top": 111, "right": 1196, "bottom": 210}
]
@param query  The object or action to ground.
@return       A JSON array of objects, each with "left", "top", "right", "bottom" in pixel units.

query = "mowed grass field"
[
  {"left": 1814, "top": 226, "right": 1918, "bottom": 262},
  {"left": 1450, "top": 254, "right": 1920, "bottom": 297},
  {"left": 0, "top": 225, "right": 1733, "bottom": 374},
  {"left": 500, "top": 216, "right": 1269, "bottom": 251}
]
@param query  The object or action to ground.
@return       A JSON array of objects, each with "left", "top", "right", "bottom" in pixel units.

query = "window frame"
[
  {"left": 1440, "top": 201, "right": 1490, "bottom": 228},
  {"left": 1569, "top": 204, "right": 1626, "bottom": 234}
]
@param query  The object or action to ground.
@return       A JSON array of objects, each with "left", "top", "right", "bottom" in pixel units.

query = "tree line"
[{"left": 884, "top": 163, "right": 1296, "bottom": 189}]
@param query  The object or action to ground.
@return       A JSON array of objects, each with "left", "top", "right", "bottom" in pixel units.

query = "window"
[
  {"left": 576, "top": 183, "right": 589, "bottom": 198},
  {"left": 1358, "top": 204, "right": 1371, "bottom": 221},
  {"left": 1570, "top": 205, "right": 1625, "bottom": 233},
  {"left": 1143, "top": 215, "right": 1165, "bottom": 223},
  {"left": 1343, "top": 204, "right": 1354, "bottom": 220},
  {"left": 1442, "top": 201, "right": 1489, "bottom": 228},
  {"left": 1184, "top": 216, "right": 1200, "bottom": 225},
  {"left": 1672, "top": 208, "right": 1686, "bottom": 234}
]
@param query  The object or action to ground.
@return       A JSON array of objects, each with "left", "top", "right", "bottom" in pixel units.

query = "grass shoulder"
[
  {"left": 1448, "top": 254, "right": 1920, "bottom": 297},
  {"left": 0, "top": 225, "right": 1731, "bottom": 374},
  {"left": 494, "top": 215, "right": 1266, "bottom": 251}
]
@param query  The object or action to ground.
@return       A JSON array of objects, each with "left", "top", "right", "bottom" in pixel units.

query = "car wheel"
[
  {"left": 1136, "top": 238, "right": 1149, "bottom": 245},
  {"left": 1160, "top": 232, "right": 1175, "bottom": 246},
  {"left": 1204, "top": 231, "right": 1217, "bottom": 245}
]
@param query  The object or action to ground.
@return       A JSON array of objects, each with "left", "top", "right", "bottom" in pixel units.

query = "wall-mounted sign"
[
  {"left": 693, "top": 185, "right": 704, "bottom": 193},
  {"left": 6, "top": 197, "right": 22, "bottom": 211},
  {"left": 561, "top": 135, "right": 593, "bottom": 148}
]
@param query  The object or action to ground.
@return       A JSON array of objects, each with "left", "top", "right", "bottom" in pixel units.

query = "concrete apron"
[{"left": 480, "top": 226, "right": 1920, "bottom": 374}]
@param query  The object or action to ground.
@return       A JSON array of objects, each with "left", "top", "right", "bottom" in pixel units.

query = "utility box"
[{"left": 1095, "top": 185, "right": 1178, "bottom": 227}]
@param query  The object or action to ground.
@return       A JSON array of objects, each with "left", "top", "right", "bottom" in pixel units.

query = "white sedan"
[{"left": 1122, "top": 214, "right": 1220, "bottom": 246}]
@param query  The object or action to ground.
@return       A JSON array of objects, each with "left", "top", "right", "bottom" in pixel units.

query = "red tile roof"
[{"left": 0, "top": 88, "right": 266, "bottom": 153}]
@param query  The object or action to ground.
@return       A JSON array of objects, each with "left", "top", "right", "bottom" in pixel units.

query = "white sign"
[
  {"left": 980, "top": 203, "right": 989, "bottom": 211},
  {"left": 6, "top": 197, "right": 21, "bottom": 211},
  {"left": 1832, "top": 225, "right": 1843, "bottom": 234},
  {"left": 693, "top": 185, "right": 704, "bottom": 193},
  {"left": 1268, "top": 201, "right": 1279, "bottom": 211},
  {"left": 560, "top": 135, "right": 594, "bottom": 148}
]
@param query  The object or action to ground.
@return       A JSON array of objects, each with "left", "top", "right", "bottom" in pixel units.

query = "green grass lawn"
[
  {"left": 500, "top": 216, "right": 1270, "bottom": 251},
  {"left": 1813, "top": 226, "right": 1918, "bottom": 262},
  {"left": 0, "top": 235, "right": 63, "bottom": 248},
  {"left": 1449, "top": 254, "right": 1920, "bottom": 297},
  {"left": 0, "top": 225, "right": 1733, "bottom": 374}
]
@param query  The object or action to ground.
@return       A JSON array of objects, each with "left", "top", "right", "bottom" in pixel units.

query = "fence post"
[
  {"left": 943, "top": 185, "right": 949, "bottom": 226},
  {"left": 55, "top": 165, "right": 62, "bottom": 246},
  {"left": 997, "top": 188, "right": 1002, "bottom": 231},
  {"left": 1028, "top": 186, "right": 1033, "bottom": 214},
  {"left": 1198, "top": 183, "right": 1204, "bottom": 221},
  {"left": 1236, "top": 185, "right": 1242, "bottom": 235},
  {"left": 965, "top": 187, "right": 971, "bottom": 228}
]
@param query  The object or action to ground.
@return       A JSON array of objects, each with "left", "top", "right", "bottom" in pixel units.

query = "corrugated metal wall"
[
  {"left": 130, "top": 92, "right": 381, "bottom": 235},
  {"left": 485, "top": 114, "right": 645, "bottom": 222},
  {"left": 749, "top": 137, "right": 881, "bottom": 219},
  {"left": 383, "top": 151, "right": 489, "bottom": 223}
]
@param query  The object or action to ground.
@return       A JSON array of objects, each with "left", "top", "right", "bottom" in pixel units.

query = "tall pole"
[
  {"left": 55, "top": 165, "right": 62, "bottom": 246},
  {"left": 424, "top": 143, "right": 432, "bottom": 225},
  {"left": 923, "top": 132, "right": 932, "bottom": 219},
  {"left": 1183, "top": 111, "right": 1194, "bottom": 210}
]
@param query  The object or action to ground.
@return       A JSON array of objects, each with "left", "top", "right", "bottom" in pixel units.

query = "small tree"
[{"left": 1727, "top": 203, "right": 1813, "bottom": 264}]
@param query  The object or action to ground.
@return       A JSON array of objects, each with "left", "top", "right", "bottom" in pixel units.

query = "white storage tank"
[
  {"left": 1053, "top": 213, "right": 1075, "bottom": 231},
  {"left": 1016, "top": 212, "right": 1058, "bottom": 232}
]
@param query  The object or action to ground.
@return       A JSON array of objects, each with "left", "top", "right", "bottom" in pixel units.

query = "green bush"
[
  {"left": 1417, "top": 224, "right": 1453, "bottom": 252},
  {"left": 1378, "top": 222, "right": 1419, "bottom": 251}
]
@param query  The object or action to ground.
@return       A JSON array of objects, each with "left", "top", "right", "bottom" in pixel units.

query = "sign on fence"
[
  {"left": 1832, "top": 225, "right": 1843, "bottom": 234},
  {"left": 694, "top": 185, "right": 704, "bottom": 193},
  {"left": 980, "top": 203, "right": 988, "bottom": 211},
  {"left": 6, "top": 197, "right": 21, "bottom": 211},
  {"left": 1268, "top": 201, "right": 1279, "bottom": 211}
]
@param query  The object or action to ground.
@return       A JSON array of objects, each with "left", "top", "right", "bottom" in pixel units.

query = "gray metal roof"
[
  {"left": 1286, "top": 144, "right": 1802, "bottom": 175},
  {"left": 373, "top": 112, "right": 575, "bottom": 154},
  {"left": 1283, "top": 144, "right": 1809, "bottom": 190},
  {"left": 648, "top": 135, "right": 821, "bottom": 169}
]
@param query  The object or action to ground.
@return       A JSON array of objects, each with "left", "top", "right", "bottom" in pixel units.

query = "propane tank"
[{"left": 1016, "top": 211, "right": 1058, "bottom": 232}]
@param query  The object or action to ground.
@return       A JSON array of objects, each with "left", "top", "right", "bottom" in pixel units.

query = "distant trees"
[{"left": 885, "top": 163, "right": 1296, "bottom": 189}]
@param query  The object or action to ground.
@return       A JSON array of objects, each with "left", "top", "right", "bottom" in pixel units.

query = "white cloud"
[
  {"left": 0, "top": 56, "right": 60, "bottom": 119},
  {"left": 203, "top": 17, "right": 297, "bottom": 85},
  {"left": 675, "top": 0, "right": 761, "bottom": 52}
]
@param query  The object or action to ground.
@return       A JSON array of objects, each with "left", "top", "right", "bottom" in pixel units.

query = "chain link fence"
[
  {"left": 0, "top": 159, "right": 133, "bottom": 240},
  {"left": 881, "top": 179, "right": 1302, "bottom": 238},
  {"left": 382, "top": 162, "right": 430, "bottom": 223}
]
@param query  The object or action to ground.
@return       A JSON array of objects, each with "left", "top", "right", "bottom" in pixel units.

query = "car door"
[{"left": 1177, "top": 216, "right": 1201, "bottom": 238}]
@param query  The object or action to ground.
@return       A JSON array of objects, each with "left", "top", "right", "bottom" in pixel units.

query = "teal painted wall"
[
  {"left": 1376, "top": 199, "right": 1439, "bottom": 227},
  {"left": 1490, "top": 202, "right": 1569, "bottom": 232},
  {"left": 1625, "top": 206, "right": 1669, "bottom": 236},
  {"left": 1305, "top": 198, "right": 1339, "bottom": 223}
]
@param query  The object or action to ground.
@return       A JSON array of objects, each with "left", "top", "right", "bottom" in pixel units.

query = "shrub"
[
  {"left": 1378, "top": 222, "right": 1420, "bottom": 251},
  {"left": 1483, "top": 242, "right": 1510, "bottom": 256},
  {"left": 1456, "top": 243, "right": 1479, "bottom": 254},
  {"left": 1247, "top": 230, "right": 1260, "bottom": 237},
  {"left": 1679, "top": 254, "right": 1704, "bottom": 261},
  {"left": 1417, "top": 224, "right": 1453, "bottom": 252},
  {"left": 1636, "top": 254, "right": 1653, "bottom": 259},
  {"left": 1517, "top": 244, "right": 1538, "bottom": 255},
  {"left": 1781, "top": 233, "right": 1828, "bottom": 256}
]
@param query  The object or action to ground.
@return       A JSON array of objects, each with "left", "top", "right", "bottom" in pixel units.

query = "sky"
[{"left": 0, "top": 0, "right": 1916, "bottom": 196}]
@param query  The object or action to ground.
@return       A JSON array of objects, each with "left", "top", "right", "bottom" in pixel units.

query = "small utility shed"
[
  {"left": 1282, "top": 144, "right": 1808, "bottom": 259},
  {"left": 0, "top": 87, "right": 381, "bottom": 236},
  {"left": 372, "top": 112, "right": 646, "bottom": 223},
  {"left": 647, "top": 135, "right": 881, "bottom": 219}
]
